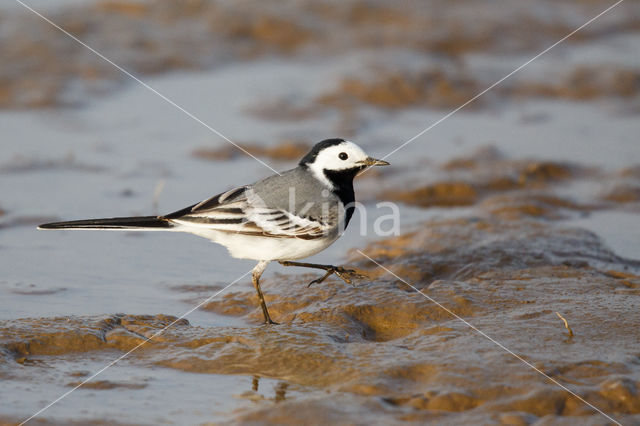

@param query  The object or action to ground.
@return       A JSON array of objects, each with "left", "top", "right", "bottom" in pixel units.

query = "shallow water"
[{"left": 1, "top": 0, "right": 640, "bottom": 424}]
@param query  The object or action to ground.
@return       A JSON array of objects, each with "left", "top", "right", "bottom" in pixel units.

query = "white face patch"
[{"left": 306, "top": 141, "right": 369, "bottom": 189}]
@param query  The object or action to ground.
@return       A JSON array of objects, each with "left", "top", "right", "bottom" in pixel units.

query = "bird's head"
[{"left": 299, "top": 139, "right": 389, "bottom": 188}]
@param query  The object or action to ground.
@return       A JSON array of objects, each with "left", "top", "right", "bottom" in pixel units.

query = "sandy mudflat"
[
  {"left": 1, "top": 0, "right": 639, "bottom": 424},
  {"left": 2, "top": 207, "right": 640, "bottom": 424}
]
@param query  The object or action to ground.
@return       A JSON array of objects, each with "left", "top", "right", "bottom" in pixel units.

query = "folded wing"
[{"left": 164, "top": 186, "right": 329, "bottom": 239}]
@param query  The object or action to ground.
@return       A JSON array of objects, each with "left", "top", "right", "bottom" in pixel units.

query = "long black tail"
[{"left": 38, "top": 216, "right": 174, "bottom": 230}]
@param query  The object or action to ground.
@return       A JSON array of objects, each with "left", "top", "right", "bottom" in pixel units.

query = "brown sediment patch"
[
  {"left": 549, "top": 360, "right": 630, "bottom": 387},
  {"left": 619, "top": 165, "right": 640, "bottom": 179},
  {"left": 148, "top": 325, "right": 366, "bottom": 388},
  {"left": 515, "top": 162, "right": 575, "bottom": 186},
  {"left": 601, "top": 184, "right": 640, "bottom": 204},
  {"left": 201, "top": 291, "right": 257, "bottom": 317},
  {"left": 95, "top": 0, "right": 151, "bottom": 18},
  {"left": 382, "top": 155, "right": 581, "bottom": 210},
  {"left": 602, "top": 270, "right": 640, "bottom": 289},
  {"left": 308, "top": 2, "right": 414, "bottom": 29},
  {"left": 385, "top": 390, "right": 480, "bottom": 412},
  {"left": 66, "top": 379, "right": 147, "bottom": 390},
  {"left": 381, "top": 181, "right": 478, "bottom": 207},
  {"left": 229, "top": 396, "right": 384, "bottom": 425},
  {"left": 504, "top": 66, "right": 640, "bottom": 100},
  {"left": 441, "top": 146, "right": 581, "bottom": 185},
  {"left": 0, "top": 314, "right": 189, "bottom": 359},
  {"left": 193, "top": 140, "right": 309, "bottom": 162},
  {"left": 317, "top": 69, "right": 480, "bottom": 111},
  {"left": 595, "top": 378, "right": 640, "bottom": 414},
  {"left": 481, "top": 193, "right": 593, "bottom": 221},
  {"left": 216, "top": 14, "right": 314, "bottom": 55},
  {"left": 487, "top": 389, "right": 574, "bottom": 416}
]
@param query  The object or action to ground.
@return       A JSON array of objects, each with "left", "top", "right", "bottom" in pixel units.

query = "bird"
[{"left": 38, "top": 138, "right": 389, "bottom": 324}]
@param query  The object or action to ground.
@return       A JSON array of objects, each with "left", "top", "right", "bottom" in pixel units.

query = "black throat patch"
[{"left": 323, "top": 166, "right": 365, "bottom": 228}]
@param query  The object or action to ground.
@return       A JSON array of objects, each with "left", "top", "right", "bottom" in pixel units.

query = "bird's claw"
[
  {"left": 307, "top": 266, "right": 366, "bottom": 287},
  {"left": 334, "top": 266, "right": 367, "bottom": 284}
]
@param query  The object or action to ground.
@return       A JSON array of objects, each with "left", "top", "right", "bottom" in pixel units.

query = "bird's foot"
[
  {"left": 278, "top": 260, "right": 366, "bottom": 288},
  {"left": 308, "top": 266, "right": 367, "bottom": 287}
]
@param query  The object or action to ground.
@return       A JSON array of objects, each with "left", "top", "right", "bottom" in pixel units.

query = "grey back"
[{"left": 252, "top": 167, "right": 340, "bottom": 222}]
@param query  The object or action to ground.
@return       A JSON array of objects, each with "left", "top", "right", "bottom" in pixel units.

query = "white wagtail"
[{"left": 39, "top": 138, "right": 389, "bottom": 324}]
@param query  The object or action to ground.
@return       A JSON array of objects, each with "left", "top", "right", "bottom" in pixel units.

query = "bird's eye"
[{"left": 339, "top": 152, "right": 348, "bottom": 160}]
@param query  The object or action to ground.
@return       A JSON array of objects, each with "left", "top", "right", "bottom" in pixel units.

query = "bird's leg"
[
  {"left": 252, "top": 261, "right": 278, "bottom": 325},
  {"left": 278, "top": 261, "right": 366, "bottom": 287}
]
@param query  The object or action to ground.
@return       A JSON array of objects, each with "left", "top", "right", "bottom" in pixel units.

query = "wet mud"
[
  {"left": 3, "top": 185, "right": 640, "bottom": 423},
  {"left": 317, "top": 69, "right": 482, "bottom": 111},
  {"left": 2, "top": 0, "right": 639, "bottom": 110},
  {"left": 2, "top": 0, "right": 639, "bottom": 424},
  {"left": 381, "top": 146, "right": 594, "bottom": 210}
]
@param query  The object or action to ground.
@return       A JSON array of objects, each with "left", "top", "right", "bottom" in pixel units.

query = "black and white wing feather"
[{"left": 164, "top": 186, "right": 330, "bottom": 240}]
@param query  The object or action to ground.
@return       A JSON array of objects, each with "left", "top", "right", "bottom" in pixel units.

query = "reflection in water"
[
  {"left": 250, "top": 376, "right": 289, "bottom": 402},
  {"left": 275, "top": 382, "right": 288, "bottom": 403}
]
